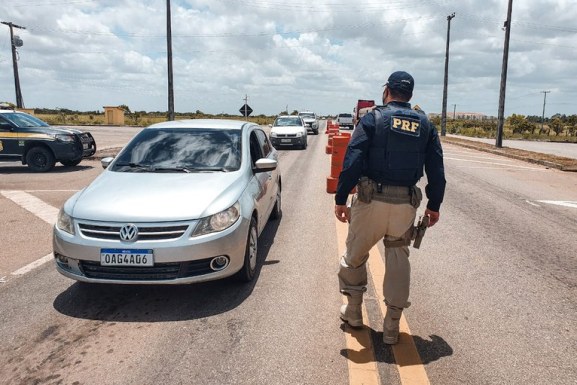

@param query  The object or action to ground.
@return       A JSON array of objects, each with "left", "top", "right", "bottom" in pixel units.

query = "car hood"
[
  {"left": 24, "top": 126, "right": 88, "bottom": 135},
  {"left": 68, "top": 171, "right": 246, "bottom": 222},
  {"left": 50, "top": 126, "right": 87, "bottom": 135}
]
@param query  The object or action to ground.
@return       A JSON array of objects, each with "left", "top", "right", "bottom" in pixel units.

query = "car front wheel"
[
  {"left": 236, "top": 217, "right": 258, "bottom": 282},
  {"left": 26, "top": 146, "right": 56, "bottom": 172}
]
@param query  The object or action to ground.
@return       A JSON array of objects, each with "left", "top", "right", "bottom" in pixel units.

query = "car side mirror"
[
  {"left": 254, "top": 158, "right": 277, "bottom": 173},
  {"left": 101, "top": 157, "right": 114, "bottom": 169}
]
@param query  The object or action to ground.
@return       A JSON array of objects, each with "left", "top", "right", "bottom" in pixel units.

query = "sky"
[{"left": 1, "top": 0, "right": 576, "bottom": 118}]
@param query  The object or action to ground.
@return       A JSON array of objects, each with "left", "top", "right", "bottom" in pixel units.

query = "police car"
[{"left": 0, "top": 109, "right": 96, "bottom": 172}]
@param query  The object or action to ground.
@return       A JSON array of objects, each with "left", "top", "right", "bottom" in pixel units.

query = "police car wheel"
[
  {"left": 236, "top": 217, "right": 258, "bottom": 282},
  {"left": 61, "top": 158, "right": 82, "bottom": 167},
  {"left": 26, "top": 146, "right": 56, "bottom": 172}
]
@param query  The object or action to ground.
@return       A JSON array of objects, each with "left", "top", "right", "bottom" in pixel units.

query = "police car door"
[{"left": 0, "top": 115, "right": 19, "bottom": 157}]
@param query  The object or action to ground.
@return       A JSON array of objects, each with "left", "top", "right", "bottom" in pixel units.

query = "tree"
[
  {"left": 507, "top": 114, "right": 533, "bottom": 134},
  {"left": 549, "top": 117, "right": 564, "bottom": 136},
  {"left": 118, "top": 104, "right": 131, "bottom": 114}
]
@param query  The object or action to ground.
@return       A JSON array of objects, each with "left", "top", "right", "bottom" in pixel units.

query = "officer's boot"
[
  {"left": 383, "top": 305, "right": 403, "bottom": 344},
  {"left": 340, "top": 294, "right": 363, "bottom": 328}
]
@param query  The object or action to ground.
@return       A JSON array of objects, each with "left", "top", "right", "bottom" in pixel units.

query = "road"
[
  {"left": 448, "top": 134, "right": 577, "bottom": 160},
  {"left": 1, "top": 123, "right": 576, "bottom": 385}
]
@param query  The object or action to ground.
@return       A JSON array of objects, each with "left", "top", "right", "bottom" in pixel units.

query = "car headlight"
[
  {"left": 192, "top": 202, "right": 240, "bottom": 237},
  {"left": 56, "top": 208, "right": 75, "bottom": 235},
  {"left": 295, "top": 131, "right": 304, "bottom": 137},
  {"left": 54, "top": 134, "right": 76, "bottom": 143},
  {"left": 270, "top": 132, "right": 278, "bottom": 138}
]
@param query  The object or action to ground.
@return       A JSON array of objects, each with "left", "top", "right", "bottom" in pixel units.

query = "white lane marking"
[
  {"left": 444, "top": 156, "right": 544, "bottom": 170},
  {"left": 1, "top": 190, "right": 60, "bottom": 280},
  {"left": 525, "top": 200, "right": 541, "bottom": 207},
  {"left": 1, "top": 190, "right": 59, "bottom": 225},
  {"left": 537, "top": 200, "right": 577, "bottom": 209},
  {"left": 11, "top": 253, "right": 53, "bottom": 276}
]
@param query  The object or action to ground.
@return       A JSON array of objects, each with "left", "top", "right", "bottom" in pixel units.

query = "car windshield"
[
  {"left": 299, "top": 113, "right": 315, "bottom": 119},
  {"left": 1, "top": 112, "right": 49, "bottom": 128},
  {"left": 111, "top": 128, "right": 242, "bottom": 173},
  {"left": 274, "top": 117, "right": 302, "bottom": 126},
  {"left": 339, "top": 113, "right": 353, "bottom": 118}
]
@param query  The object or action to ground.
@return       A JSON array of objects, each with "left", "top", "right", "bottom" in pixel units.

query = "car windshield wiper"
[
  {"left": 153, "top": 166, "right": 192, "bottom": 173},
  {"left": 185, "top": 166, "right": 230, "bottom": 172},
  {"left": 152, "top": 166, "right": 231, "bottom": 173},
  {"left": 114, "top": 162, "right": 155, "bottom": 172}
]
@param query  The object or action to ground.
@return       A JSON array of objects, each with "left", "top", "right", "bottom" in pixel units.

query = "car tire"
[
  {"left": 26, "top": 146, "right": 56, "bottom": 172},
  {"left": 236, "top": 217, "right": 258, "bottom": 282},
  {"left": 61, "top": 158, "right": 82, "bottom": 167},
  {"left": 269, "top": 188, "right": 282, "bottom": 220}
]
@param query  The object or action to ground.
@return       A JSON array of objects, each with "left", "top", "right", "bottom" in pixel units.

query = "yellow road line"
[
  {"left": 336, "top": 220, "right": 381, "bottom": 385},
  {"left": 336, "top": 218, "right": 431, "bottom": 385},
  {"left": 368, "top": 247, "right": 431, "bottom": 385}
]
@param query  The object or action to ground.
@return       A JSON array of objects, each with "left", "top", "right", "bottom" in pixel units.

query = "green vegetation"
[
  {"left": 1, "top": 104, "right": 278, "bottom": 127},
  {"left": 430, "top": 114, "right": 577, "bottom": 143}
]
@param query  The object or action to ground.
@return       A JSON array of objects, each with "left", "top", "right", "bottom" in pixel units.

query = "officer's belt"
[{"left": 371, "top": 185, "right": 412, "bottom": 205}]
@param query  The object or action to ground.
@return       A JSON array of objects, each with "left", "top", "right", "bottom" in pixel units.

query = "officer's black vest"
[{"left": 364, "top": 104, "right": 432, "bottom": 186}]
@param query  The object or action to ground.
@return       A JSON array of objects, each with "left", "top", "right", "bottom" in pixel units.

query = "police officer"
[{"left": 335, "top": 71, "right": 446, "bottom": 345}]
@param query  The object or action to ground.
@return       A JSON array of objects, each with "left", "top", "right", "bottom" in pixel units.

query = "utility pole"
[
  {"left": 243, "top": 94, "right": 248, "bottom": 118},
  {"left": 453, "top": 104, "right": 457, "bottom": 119},
  {"left": 441, "top": 12, "right": 455, "bottom": 137},
  {"left": 2, "top": 21, "right": 26, "bottom": 108},
  {"left": 166, "top": 0, "right": 175, "bottom": 121},
  {"left": 496, "top": 0, "right": 514, "bottom": 148},
  {"left": 541, "top": 90, "right": 550, "bottom": 133}
]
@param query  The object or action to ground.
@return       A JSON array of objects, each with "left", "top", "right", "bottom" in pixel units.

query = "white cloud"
[{"left": 1, "top": 0, "right": 576, "bottom": 117}]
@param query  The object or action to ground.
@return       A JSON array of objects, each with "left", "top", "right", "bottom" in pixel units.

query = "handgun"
[{"left": 412, "top": 215, "right": 430, "bottom": 249}]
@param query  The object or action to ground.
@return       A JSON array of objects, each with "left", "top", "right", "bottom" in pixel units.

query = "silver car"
[
  {"left": 269, "top": 115, "right": 308, "bottom": 150},
  {"left": 53, "top": 119, "right": 281, "bottom": 284}
]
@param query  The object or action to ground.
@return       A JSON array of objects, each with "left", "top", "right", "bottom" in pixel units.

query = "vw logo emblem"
[{"left": 119, "top": 224, "right": 139, "bottom": 242}]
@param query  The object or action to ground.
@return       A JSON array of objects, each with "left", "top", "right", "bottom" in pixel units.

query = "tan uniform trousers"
[{"left": 338, "top": 189, "right": 416, "bottom": 309}]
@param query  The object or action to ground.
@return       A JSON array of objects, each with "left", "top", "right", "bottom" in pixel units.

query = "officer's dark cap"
[{"left": 384, "top": 71, "right": 414, "bottom": 95}]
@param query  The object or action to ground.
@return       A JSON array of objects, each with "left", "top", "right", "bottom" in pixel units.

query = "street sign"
[{"left": 239, "top": 104, "right": 253, "bottom": 117}]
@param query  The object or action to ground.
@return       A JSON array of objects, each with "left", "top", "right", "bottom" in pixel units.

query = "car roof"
[
  {"left": 276, "top": 115, "right": 300, "bottom": 118},
  {"left": 146, "top": 119, "right": 255, "bottom": 131}
]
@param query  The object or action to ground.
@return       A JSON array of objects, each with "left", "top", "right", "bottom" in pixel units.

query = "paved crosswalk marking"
[{"left": 1, "top": 190, "right": 59, "bottom": 225}]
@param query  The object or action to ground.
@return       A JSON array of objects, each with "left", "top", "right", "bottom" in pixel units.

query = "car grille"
[
  {"left": 80, "top": 259, "right": 213, "bottom": 281},
  {"left": 78, "top": 223, "right": 189, "bottom": 241},
  {"left": 79, "top": 133, "right": 92, "bottom": 144},
  {"left": 276, "top": 134, "right": 297, "bottom": 138}
]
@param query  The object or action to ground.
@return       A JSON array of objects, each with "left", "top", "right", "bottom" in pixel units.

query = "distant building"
[{"left": 428, "top": 112, "right": 495, "bottom": 120}]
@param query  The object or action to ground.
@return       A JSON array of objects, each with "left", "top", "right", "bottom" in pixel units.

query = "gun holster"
[
  {"left": 357, "top": 177, "right": 375, "bottom": 203},
  {"left": 383, "top": 215, "right": 429, "bottom": 249}
]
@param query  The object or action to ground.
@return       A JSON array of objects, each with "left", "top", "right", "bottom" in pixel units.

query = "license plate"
[
  {"left": 281, "top": 139, "right": 292, "bottom": 143},
  {"left": 100, "top": 249, "right": 154, "bottom": 266}
]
